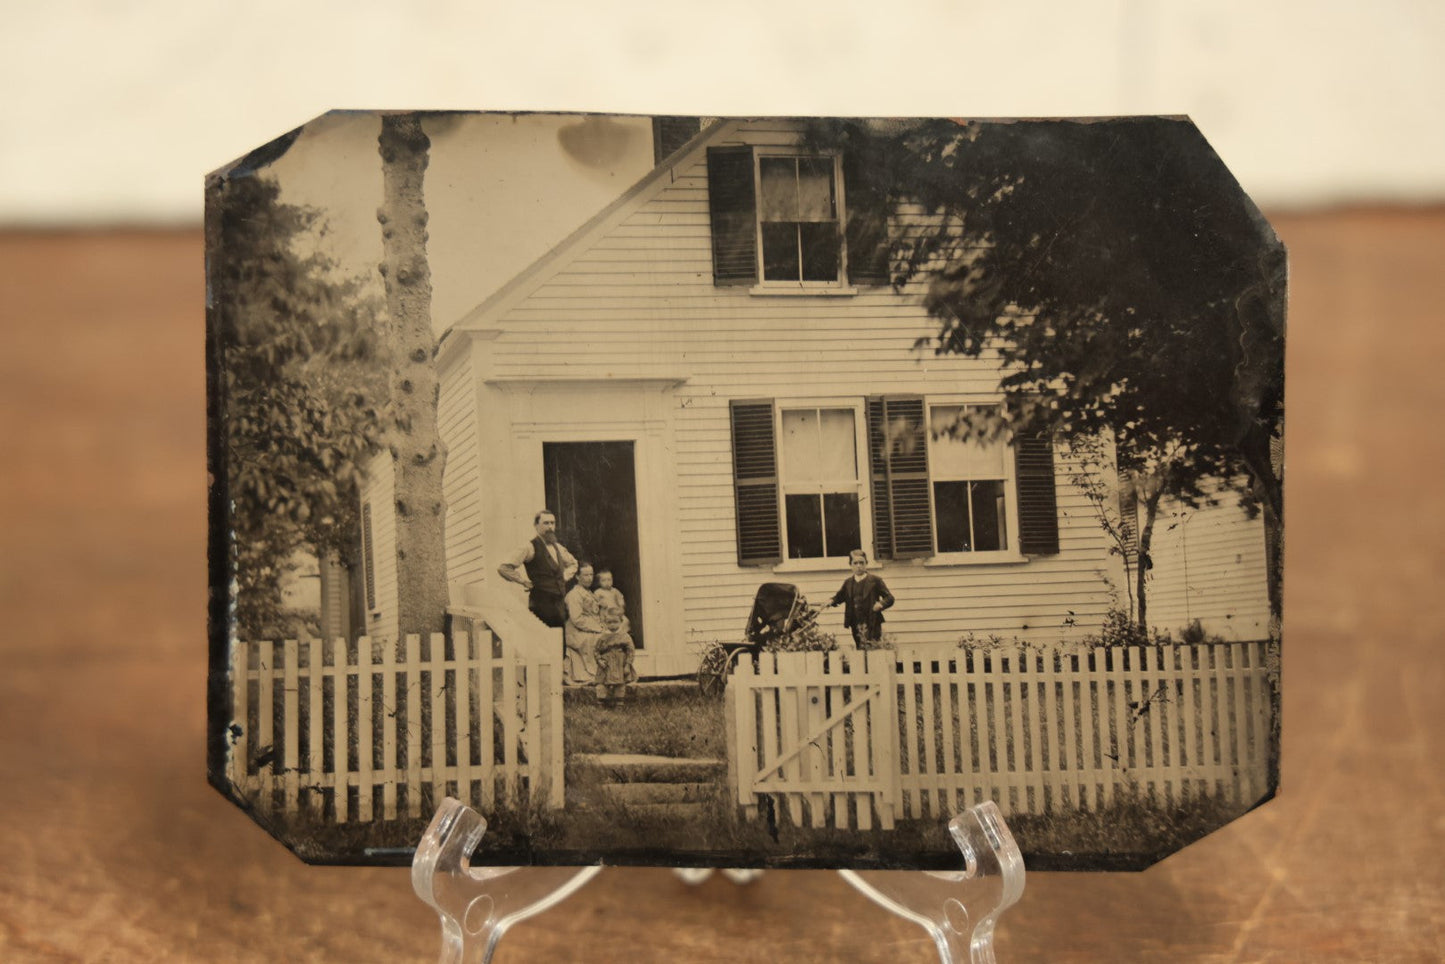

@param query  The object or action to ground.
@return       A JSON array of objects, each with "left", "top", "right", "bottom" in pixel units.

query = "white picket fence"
[
  {"left": 728, "top": 641, "right": 1278, "bottom": 830},
  {"left": 227, "top": 627, "right": 564, "bottom": 824}
]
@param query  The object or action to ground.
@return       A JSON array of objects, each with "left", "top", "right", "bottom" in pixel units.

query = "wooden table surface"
[{"left": 1, "top": 211, "right": 1442, "bottom": 962}]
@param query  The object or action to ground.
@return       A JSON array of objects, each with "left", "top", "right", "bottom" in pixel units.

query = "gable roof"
[{"left": 442, "top": 118, "right": 735, "bottom": 342}]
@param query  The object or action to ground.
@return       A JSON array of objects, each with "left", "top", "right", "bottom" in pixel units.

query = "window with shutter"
[
  {"left": 708, "top": 145, "right": 881, "bottom": 289},
  {"left": 729, "top": 401, "right": 782, "bottom": 565}
]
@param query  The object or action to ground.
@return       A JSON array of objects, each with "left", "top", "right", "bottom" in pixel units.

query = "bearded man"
[{"left": 497, "top": 509, "right": 578, "bottom": 628}]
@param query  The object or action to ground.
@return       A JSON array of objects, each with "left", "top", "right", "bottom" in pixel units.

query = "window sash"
[
  {"left": 776, "top": 404, "right": 867, "bottom": 559},
  {"left": 753, "top": 152, "right": 845, "bottom": 286},
  {"left": 924, "top": 403, "right": 1017, "bottom": 555}
]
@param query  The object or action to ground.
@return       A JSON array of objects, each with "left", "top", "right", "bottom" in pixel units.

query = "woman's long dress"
[{"left": 563, "top": 586, "right": 602, "bottom": 684}]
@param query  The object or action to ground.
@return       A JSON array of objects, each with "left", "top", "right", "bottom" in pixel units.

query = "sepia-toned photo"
[{"left": 206, "top": 112, "right": 1284, "bottom": 870}]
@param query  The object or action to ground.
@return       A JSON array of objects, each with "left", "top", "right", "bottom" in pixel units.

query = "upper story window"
[
  {"left": 707, "top": 145, "right": 890, "bottom": 290},
  {"left": 758, "top": 156, "right": 842, "bottom": 284}
]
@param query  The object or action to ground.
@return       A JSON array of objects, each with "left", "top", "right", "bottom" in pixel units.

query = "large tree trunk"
[{"left": 378, "top": 114, "right": 448, "bottom": 637}]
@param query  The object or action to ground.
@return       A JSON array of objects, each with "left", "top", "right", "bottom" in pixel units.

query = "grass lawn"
[{"left": 563, "top": 682, "right": 727, "bottom": 759}]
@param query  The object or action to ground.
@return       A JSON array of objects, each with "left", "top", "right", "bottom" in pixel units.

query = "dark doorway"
[{"left": 542, "top": 441, "right": 644, "bottom": 648}]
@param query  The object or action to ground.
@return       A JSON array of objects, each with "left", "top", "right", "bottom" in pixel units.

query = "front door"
[{"left": 542, "top": 441, "right": 644, "bottom": 648}]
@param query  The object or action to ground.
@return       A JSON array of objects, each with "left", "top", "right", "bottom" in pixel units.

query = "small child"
[
  {"left": 592, "top": 568, "right": 625, "bottom": 619},
  {"left": 593, "top": 608, "right": 636, "bottom": 705}
]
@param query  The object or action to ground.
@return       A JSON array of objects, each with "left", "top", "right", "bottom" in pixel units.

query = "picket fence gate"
[
  {"left": 728, "top": 641, "right": 1278, "bottom": 830},
  {"left": 227, "top": 629, "right": 564, "bottom": 824}
]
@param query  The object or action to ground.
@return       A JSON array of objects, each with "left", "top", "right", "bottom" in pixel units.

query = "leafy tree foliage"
[
  {"left": 207, "top": 173, "right": 385, "bottom": 639},
  {"left": 813, "top": 118, "right": 1286, "bottom": 624}
]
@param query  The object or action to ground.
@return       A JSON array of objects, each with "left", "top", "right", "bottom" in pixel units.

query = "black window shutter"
[
  {"left": 707, "top": 146, "right": 757, "bottom": 285},
  {"left": 730, "top": 400, "right": 781, "bottom": 565},
  {"left": 868, "top": 396, "right": 932, "bottom": 559},
  {"left": 1015, "top": 432, "right": 1061, "bottom": 555},
  {"left": 1118, "top": 483, "right": 1139, "bottom": 565},
  {"left": 361, "top": 501, "right": 376, "bottom": 610},
  {"left": 866, "top": 398, "right": 894, "bottom": 559},
  {"left": 843, "top": 149, "right": 890, "bottom": 286}
]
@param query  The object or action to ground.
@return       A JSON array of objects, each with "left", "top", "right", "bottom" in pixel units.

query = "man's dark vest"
[{"left": 524, "top": 536, "right": 566, "bottom": 599}]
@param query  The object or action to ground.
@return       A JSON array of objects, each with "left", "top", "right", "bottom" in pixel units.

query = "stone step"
[
  {"left": 619, "top": 801, "right": 713, "bottom": 822},
  {"left": 597, "top": 781, "right": 718, "bottom": 806},
  {"left": 571, "top": 753, "right": 725, "bottom": 784}
]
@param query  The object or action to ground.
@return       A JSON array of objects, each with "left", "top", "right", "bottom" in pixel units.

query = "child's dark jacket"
[{"left": 830, "top": 573, "right": 895, "bottom": 640}]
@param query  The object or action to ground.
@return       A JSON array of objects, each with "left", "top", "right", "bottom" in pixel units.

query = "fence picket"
[
  {"left": 1128, "top": 644, "right": 1149, "bottom": 804},
  {"left": 828, "top": 654, "right": 848, "bottom": 829},
  {"left": 477, "top": 626, "right": 495, "bottom": 810},
  {"left": 547, "top": 648, "right": 565, "bottom": 808},
  {"left": 428, "top": 633, "right": 447, "bottom": 814},
  {"left": 803, "top": 652, "right": 826, "bottom": 828},
  {"left": 1018, "top": 651, "right": 1042, "bottom": 815},
  {"left": 256, "top": 641, "right": 275, "bottom": 813},
  {"left": 901, "top": 656, "right": 921, "bottom": 818},
  {"left": 405, "top": 634, "right": 423, "bottom": 817},
  {"left": 961, "top": 651, "right": 984, "bottom": 808},
  {"left": 1229, "top": 644, "right": 1249, "bottom": 803},
  {"left": 380, "top": 636, "right": 398, "bottom": 819},
  {"left": 777, "top": 657, "right": 804, "bottom": 827},
  {"left": 1038, "top": 651, "right": 1060, "bottom": 812},
  {"left": 524, "top": 655, "right": 542, "bottom": 804},
  {"left": 333, "top": 637, "right": 350, "bottom": 822},
  {"left": 1145, "top": 646, "right": 1167, "bottom": 804},
  {"left": 282, "top": 641, "right": 300, "bottom": 814},
  {"left": 500, "top": 641, "right": 518, "bottom": 804},
  {"left": 306, "top": 639, "right": 324, "bottom": 818},
  {"left": 358, "top": 637, "right": 374, "bottom": 822},
  {"left": 937, "top": 657, "right": 958, "bottom": 816},
  {"left": 921, "top": 657, "right": 943, "bottom": 817}
]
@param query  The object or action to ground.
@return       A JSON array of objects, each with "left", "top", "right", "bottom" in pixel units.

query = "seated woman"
[{"left": 563, "top": 563, "right": 602, "bottom": 685}]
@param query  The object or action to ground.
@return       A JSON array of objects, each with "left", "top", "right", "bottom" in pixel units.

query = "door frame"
[{"left": 484, "top": 377, "right": 687, "bottom": 677}]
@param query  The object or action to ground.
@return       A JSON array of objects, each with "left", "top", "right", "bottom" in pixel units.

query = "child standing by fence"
[{"left": 593, "top": 609, "right": 636, "bottom": 705}]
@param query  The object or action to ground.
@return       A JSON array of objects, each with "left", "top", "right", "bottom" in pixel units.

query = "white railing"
[
  {"left": 729, "top": 641, "right": 1277, "bottom": 829},
  {"left": 227, "top": 623, "right": 565, "bottom": 824}
]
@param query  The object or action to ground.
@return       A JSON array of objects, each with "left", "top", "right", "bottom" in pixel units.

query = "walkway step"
[
  {"left": 571, "top": 753, "right": 725, "bottom": 784},
  {"left": 598, "top": 781, "right": 718, "bottom": 806},
  {"left": 620, "top": 801, "right": 713, "bottom": 822}
]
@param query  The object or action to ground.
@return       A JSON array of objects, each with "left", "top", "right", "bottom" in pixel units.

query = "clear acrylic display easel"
[{"left": 412, "top": 797, "right": 1025, "bottom": 964}]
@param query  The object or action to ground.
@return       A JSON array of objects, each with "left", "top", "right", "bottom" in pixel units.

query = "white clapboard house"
[{"left": 352, "top": 118, "right": 1270, "bottom": 677}]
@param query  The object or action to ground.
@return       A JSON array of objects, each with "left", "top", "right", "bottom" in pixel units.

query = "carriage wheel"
[{"left": 696, "top": 644, "right": 731, "bottom": 698}]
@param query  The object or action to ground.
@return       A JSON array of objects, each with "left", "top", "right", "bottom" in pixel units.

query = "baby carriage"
[{"left": 695, "top": 582, "right": 824, "bottom": 697}]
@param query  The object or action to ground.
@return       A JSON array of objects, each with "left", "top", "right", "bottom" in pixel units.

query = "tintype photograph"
[{"left": 206, "top": 112, "right": 1284, "bottom": 870}]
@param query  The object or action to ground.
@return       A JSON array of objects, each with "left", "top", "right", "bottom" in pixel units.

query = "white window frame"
[
  {"left": 773, "top": 399, "right": 872, "bottom": 567},
  {"left": 751, "top": 148, "right": 849, "bottom": 291},
  {"left": 924, "top": 400, "right": 1026, "bottom": 565}
]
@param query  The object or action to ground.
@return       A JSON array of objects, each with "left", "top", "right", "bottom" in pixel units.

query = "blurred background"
[
  {"left": 1, "top": 0, "right": 1443, "bottom": 224},
  {"left": 3, "top": 2, "right": 1442, "bottom": 961}
]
